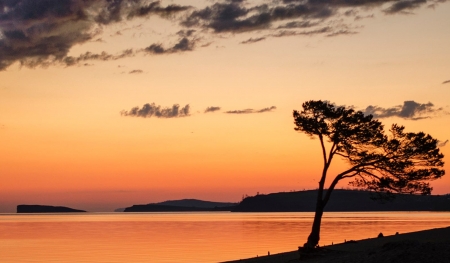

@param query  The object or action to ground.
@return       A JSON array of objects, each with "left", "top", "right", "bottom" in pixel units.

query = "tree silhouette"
[{"left": 293, "top": 100, "right": 445, "bottom": 249}]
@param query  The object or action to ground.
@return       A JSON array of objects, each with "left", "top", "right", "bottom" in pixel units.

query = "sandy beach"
[{"left": 222, "top": 226, "right": 450, "bottom": 263}]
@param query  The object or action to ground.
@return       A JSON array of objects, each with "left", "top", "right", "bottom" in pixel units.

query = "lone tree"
[{"left": 293, "top": 100, "right": 445, "bottom": 249}]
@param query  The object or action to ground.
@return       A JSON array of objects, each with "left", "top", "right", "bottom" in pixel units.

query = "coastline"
[{"left": 221, "top": 226, "right": 450, "bottom": 263}]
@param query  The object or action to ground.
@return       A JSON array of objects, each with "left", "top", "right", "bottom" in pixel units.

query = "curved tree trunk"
[{"left": 305, "top": 199, "right": 324, "bottom": 248}]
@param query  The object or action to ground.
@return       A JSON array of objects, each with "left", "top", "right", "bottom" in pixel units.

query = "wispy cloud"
[
  {"left": 241, "top": 37, "right": 266, "bottom": 44},
  {"left": 44, "top": 37, "right": 197, "bottom": 67},
  {"left": 63, "top": 49, "right": 135, "bottom": 67},
  {"left": 129, "top": 70, "right": 143, "bottom": 74},
  {"left": 443, "top": 80, "right": 450, "bottom": 84},
  {"left": 384, "top": 0, "right": 427, "bottom": 14},
  {"left": 363, "top": 101, "right": 444, "bottom": 120},
  {"left": 256, "top": 106, "right": 277, "bottom": 113},
  {"left": 438, "top": 139, "right": 448, "bottom": 147},
  {"left": 144, "top": 37, "right": 196, "bottom": 55},
  {"left": 205, "top": 106, "right": 221, "bottom": 113},
  {"left": 121, "top": 103, "right": 190, "bottom": 118},
  {"left": 225, "top": 106, "right": 276, "bottom": 114}
]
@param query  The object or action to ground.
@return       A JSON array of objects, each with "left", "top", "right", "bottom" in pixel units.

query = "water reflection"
[{"left": 1, "top": 212, "right": 449, "bottom": 262}]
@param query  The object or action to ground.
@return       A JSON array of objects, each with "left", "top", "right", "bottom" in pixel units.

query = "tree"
[{"left": 293, "top": 100, "right": 445, "bottom": 249}]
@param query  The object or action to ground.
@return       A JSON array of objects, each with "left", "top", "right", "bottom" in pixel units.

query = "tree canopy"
[{"left": 293, "top": 100, "right": 445, "bottom": 249}]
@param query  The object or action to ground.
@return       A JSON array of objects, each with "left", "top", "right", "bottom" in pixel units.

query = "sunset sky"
[{"left": 1, "top": 0, "right": 449, "bottom": 212}]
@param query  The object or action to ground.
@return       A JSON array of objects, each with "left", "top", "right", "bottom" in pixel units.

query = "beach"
[{"left": 222, "top": 226, "right": 450, "bottom": 263}]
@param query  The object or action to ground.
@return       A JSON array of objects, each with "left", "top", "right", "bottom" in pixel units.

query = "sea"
[{"left": 1, "top": 211, "right": 449, "bottom": 263}]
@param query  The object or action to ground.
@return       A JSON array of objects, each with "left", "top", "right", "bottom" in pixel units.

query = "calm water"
[{"left": 1, "top": 212, "right": 450, "bottom": 263}]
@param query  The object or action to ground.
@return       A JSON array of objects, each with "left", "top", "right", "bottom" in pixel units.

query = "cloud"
[
  {"left": 363, "top": 101, "right": 444, "bottom": 120},
  {"left": 121, "top": 103, "right": 190, "bottom": 118},
  {"left": 182, "top": 1, "right": 335, "bottom": 33},
  {"left": 126, "top": 2, "right": 191, "bottom": 19},
  {"left": 256, "top": 106, "right": 277, "bottom": 113},
  {"left": 437, "top": 140, "right": 448, "bottom": 147},
  {"left": 62, "top": 49, "right": 135, "bottom": 66},
  {"left": 144, "top": 37, "right": 196, "bottom": 54},
  {"left": 277, "top": 20, "right": 320, "bottom": 29},
  {"left": 269, "top": 26, "right": 354, "bottom": 38},
  {"left": 384, "top": 0, "right": 427, "bottom": 14},
  {"left": 225, "top": 109, "right": 254, "bottom": 114},
  {"left": 0, "top": 0, "right": 191, "bottom": 70},
  {"left": 179, "top": 0, "right": 448, "bottom": 46},
  {"left": 1, "top": 0, "right": 447, "bottom": 70},
  {"left": 241, "top": 37, "right": 266, "bottom": 44},
  {"left": 22, "top": 36, "right": 198, "bottom": 67},
  {"left": 129, "top": 69, "right": 143, "bottom": 74},
  {"left": 225, "top": 106, "right": 277, "bottom": 114},
  {"left": 443, "top": 80, "right": 450, "bottom": 84},
  {"left": 204, "top": 106, "right": 221, "bottom": 113}
]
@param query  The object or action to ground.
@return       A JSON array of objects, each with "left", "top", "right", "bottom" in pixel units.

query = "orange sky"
[{"left": 1, "top": 0, "right": 449, "bottom": 212}]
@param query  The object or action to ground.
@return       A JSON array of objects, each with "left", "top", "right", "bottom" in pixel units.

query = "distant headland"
[
  {"left": 17, "top": 205, "right": 86, "bottom": 213},
  {"left": 233, "top": 189, "right": 450, "bottom": 212},
  {"left": 123, "top": 199, "right": 237, "bottom": 212}
]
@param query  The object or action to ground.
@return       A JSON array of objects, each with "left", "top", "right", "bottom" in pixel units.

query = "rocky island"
[
  {"left": 123, "top": 199, "right": 237, "bottom": 212},
  {"left": 17, "top": 205, "right": 86, "bottom": 213}
]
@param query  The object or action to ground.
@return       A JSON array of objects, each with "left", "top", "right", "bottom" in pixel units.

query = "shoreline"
[{"left": 221, "top": 226, "right": 450, "bottom": 263}]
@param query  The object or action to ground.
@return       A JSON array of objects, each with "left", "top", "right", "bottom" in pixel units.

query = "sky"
[{"left": 0, "top": 0, "right": 449, "bottom": 213}]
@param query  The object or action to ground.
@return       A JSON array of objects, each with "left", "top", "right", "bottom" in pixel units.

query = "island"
[
  {"left": 17, "top": 205, "right": 86, "bottom": 213},
  {"left": 123, "top": 199, "right": 237, "bottom": 212}
]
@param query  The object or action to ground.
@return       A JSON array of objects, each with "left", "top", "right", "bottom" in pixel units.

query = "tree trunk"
[{"left": 304, "top": 200, "right": 324, "bottom": 248}]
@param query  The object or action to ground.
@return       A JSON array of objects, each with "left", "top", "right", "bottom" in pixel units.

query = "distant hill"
[
  {"left": 156, "top": 199, "right": 237, "bottom": 208},
  {"left": 123, "top": 199, "right": 237, "bottom": 212},
  {"left": 232, "top": 190, "right": 450, "bottom": 212},
  {"left": 17, "top": 205, "right": 86, "bottom": 213}
]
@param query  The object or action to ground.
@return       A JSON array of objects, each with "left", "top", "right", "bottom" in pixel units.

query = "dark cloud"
[
  {"left": 225, "top": 106, "right": 277, "bottom": 114},
  {"left": 180, "top": 0, "right": 446, "bottom": 44},
  {"left": 62, "top": 49, "right": 135, "bottom": 66},
  {"left": 205, "top": 106, "right": 221, "bottom": 113},
  {"left": 277, "top": 20, "right": 319, "bottom": 29},
  {"left": 177, "top": 29, "right": 196, "bottom": 37},
  {"left": 121, "top": 103, "right": 190, "bottom": 118},
  {"left": 95, "top": 1, "right": 190, "bottom": 25},
  {"left": 354, "top": 14, "right": 375, "bottom": 20},
  {"left": 225, "top": 109, "right": 254, "bottom": 114},
  {"left": 129, "top": 69, "right": 143, "bottom": 74},
  {"left": 182, "top": 2, "right": 335, "bottom": 33},
  {"left": 384, "top": 0, "right": 427, "bottom": 14},
  {"left": 437, "top": 139, "right": 448, "bottom": 147},
  {"left": 20, "top": 36, "right": 197, "bottom": 67},
  {"left": 126, "top": 2, "right": 191, "bottom": 19},
  {"left": 364, "top": 101, "right": 443, "bottom": 120},
  {"left": 443, "top": 80, "right": 450, "bottom": 84},
  {"left": 144, "top": 37, "right": 195, "bottom": 54},
  {"left": 241, "top": 37, "right": 266, "bottom": 44},
  {"left": 0, "top": 0, "right": 191, "bottom": 70},
  {"left": 269, "top": 26, "right": 352, "bottom": 38},
  {"left": 256, "top": 106, "right": 277, "bottom": 113},
  {"left": 326, "top": 29, "right": 357, "bottom": 37},
  {"left": 144, "top": 44, "right": 166, "bottom": 54},
  {"left": 1, "top": 0, "right": 447, "bottom": 69}
]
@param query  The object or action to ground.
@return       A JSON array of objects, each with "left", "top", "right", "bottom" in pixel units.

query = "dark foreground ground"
[{"left": 222, "top": 226, "right": 450, "bottom": 263}]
